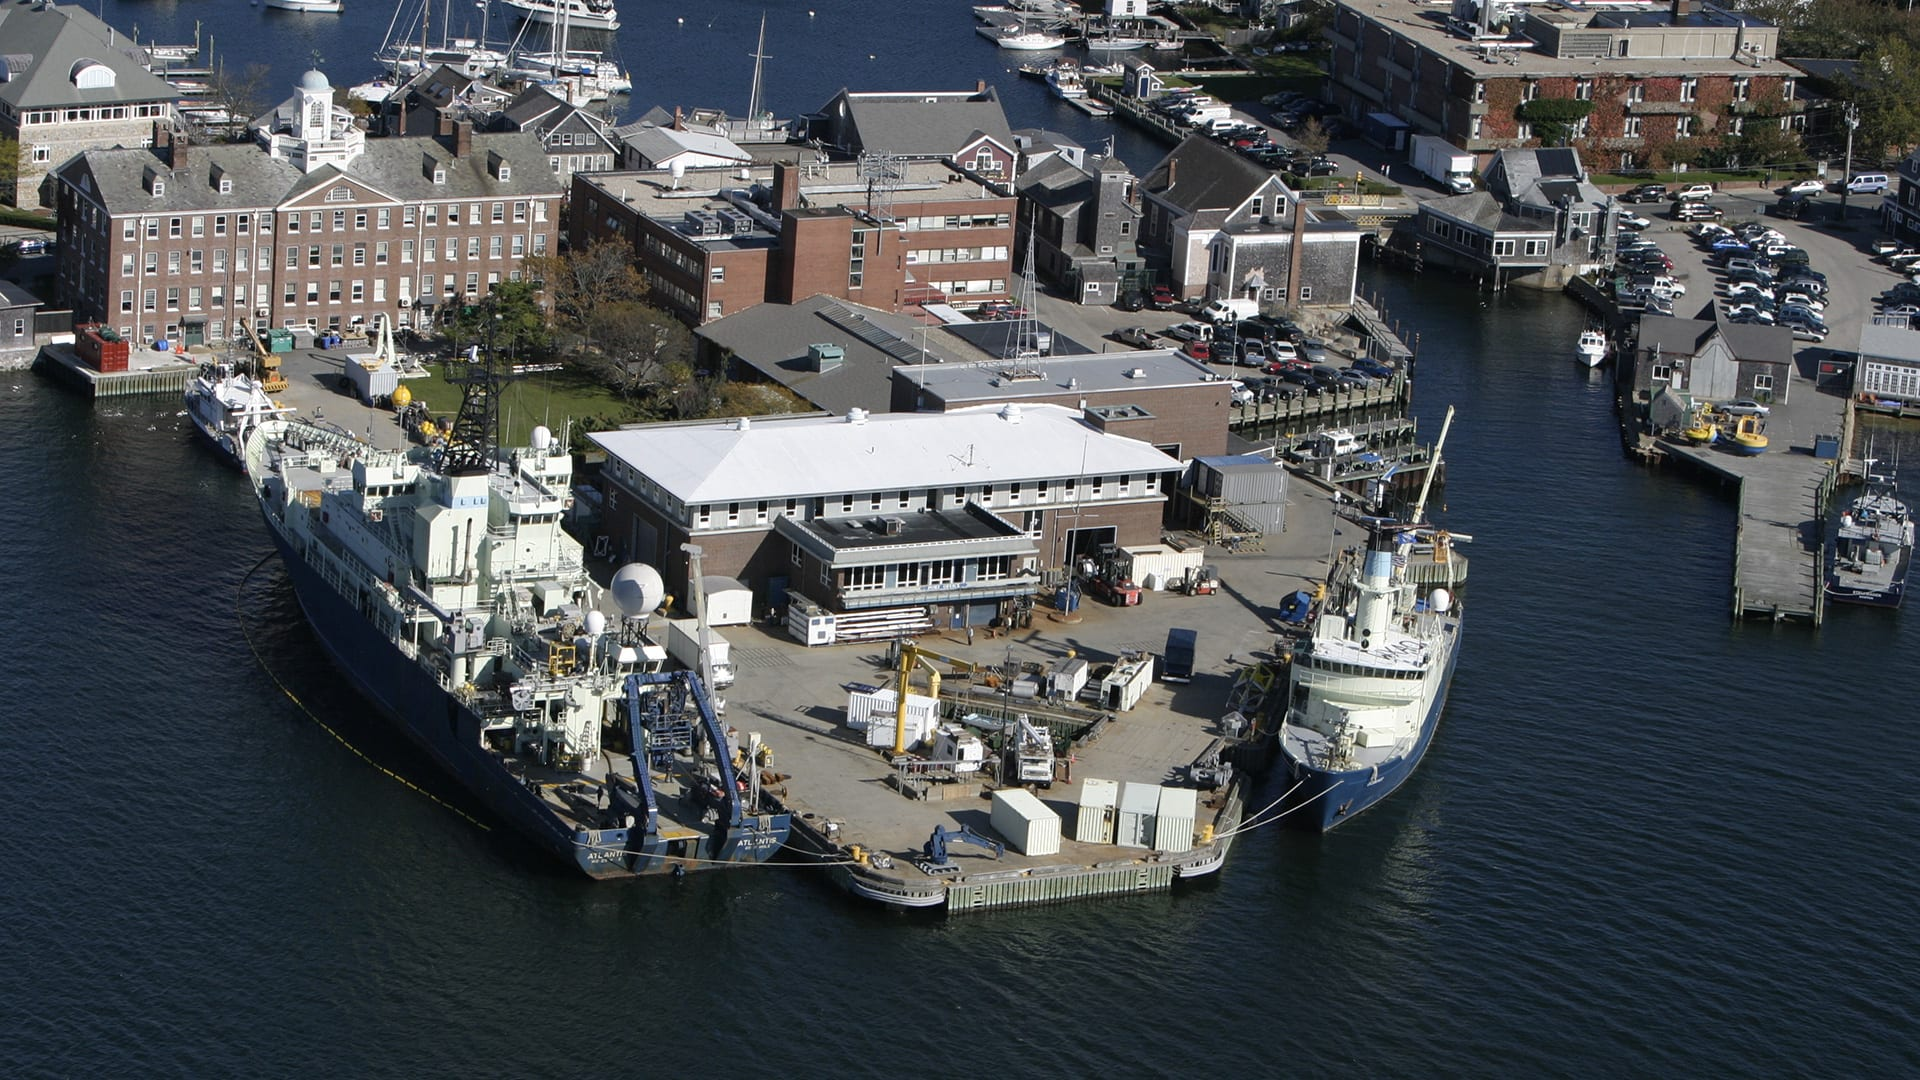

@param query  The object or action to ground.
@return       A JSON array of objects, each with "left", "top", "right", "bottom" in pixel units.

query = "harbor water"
[{"left": 7, "top": 3, "right": 1920, "bottom": 1074}]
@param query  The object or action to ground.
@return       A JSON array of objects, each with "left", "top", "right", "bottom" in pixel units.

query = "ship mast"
[
  {"left": 1411, "top": 405, "right": 1454, "bottom": 526},
  {"left": 439, "top": 300, "right": 518, "bottom": 475},
  {"left": 745, "top": 13, "right": 770, "bottom": 131}
]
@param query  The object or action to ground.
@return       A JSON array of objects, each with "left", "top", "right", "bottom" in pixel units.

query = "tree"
[
  {"left": 0, "top": 134, "right": 19, "bottom": 206},
  {"left": 209, "top": 63, "right": 273, "bottom": 137},
  {"left": 574, "top": 301, "right": 691, "bottom": 402},
  {"left": 529, "top": 239, "right": 646, "bottom": 334},
  {"left": 1294, "top": 118, "right": 1330, "bottom": 157},
  {"left": 1851, "top": 36, "right": 1920, "bottom": 161},
  {"left": 451, "top": 280, "right": 551, "bottom": 360}
]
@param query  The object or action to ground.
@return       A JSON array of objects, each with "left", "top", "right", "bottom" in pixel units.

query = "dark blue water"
[{"left": 9, "top": 4, "right": 1920, "bottom": 1075}]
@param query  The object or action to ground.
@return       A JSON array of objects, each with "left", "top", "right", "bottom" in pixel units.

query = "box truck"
[
  {"left": 664, "top": 618, "right": 735, "bottom": 688},
  {"left": 1161, "top": 628, "right": 1198, "bottom": 683},
  {"left": 1410, "top": 135, "right": 1475, "bottom": 194}
]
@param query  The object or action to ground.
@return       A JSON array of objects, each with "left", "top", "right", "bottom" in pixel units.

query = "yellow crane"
[
  {"left": 237, "top": 320, "right": 287, "bottom": 392},
  {"left": 890, "top": 640, "right": 987, "bottom": 755}
]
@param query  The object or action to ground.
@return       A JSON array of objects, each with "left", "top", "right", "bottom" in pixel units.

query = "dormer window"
[
  {"left": 69, "top": 59, "right": 116, "bottom": 90},
  {"left": 434, "top": 168, "right": 446, "bottom": 184},
  {"left": 152, "top": 179, "right": 165, "bottom": 197}
]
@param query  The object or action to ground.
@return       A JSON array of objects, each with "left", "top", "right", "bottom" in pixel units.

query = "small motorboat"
[{"left": 1575, "top": 328, "right": 1607, "bottom": 368}]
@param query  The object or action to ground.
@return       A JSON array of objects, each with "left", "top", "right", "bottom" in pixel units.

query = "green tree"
[
  {"left": 0, "top": 134, "right": 19, "bottom": 206},
  {"left": 451, "top": 280, "right": 550, "bottom": 360},
  {"left": 1851, "top": 36, "right": 1920, "bottom": 162},
  {"left": 575, "top": 301, "right": 692, "bottom": 407}
]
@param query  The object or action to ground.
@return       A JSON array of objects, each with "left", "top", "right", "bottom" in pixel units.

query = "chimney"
[
  {"left": 976, "top": 79, "right": 987, "bottom": 95},
  {"left": 153, "top": 122, "right": 172, "bottom": 162},
  {"left": 672, "top": 106, "right": 685, "bottom": 131},
  {"left": 1167, "top": 159, "right": 1177, "bottom": 189},
  {"left": 773, "top": 161, "right": 801, "bottom": 211},
  {"left": 1287, "top": 196, "right": 1307, "bottom": 309},
  {"left": 438, "top": 112, "right": 455, "bottom": 137},
  {"left": 454, "top": 119, "right": 472, "bottom": 158},
  {"left": 396, "top": 104, "right": 408, "bottom": 138},
  {"left": 171, "top": 135, "right": 186, "bottom": 172}
]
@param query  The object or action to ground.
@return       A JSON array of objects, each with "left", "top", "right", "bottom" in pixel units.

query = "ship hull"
[
  {"left": 1280, "top": 619, "right": 1460, "bottom": 831},
  {"left": 258, "top": 511, "right": 788, "bottom": 877}
]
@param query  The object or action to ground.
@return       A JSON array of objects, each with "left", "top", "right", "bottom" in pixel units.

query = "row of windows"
[
  {"left": 688, "top": 476, "right": 1158, "bottom": 531},
  {"left": 902, "top": 213, "right": 1011, "bottom": 231},
  {"left": 17, "top": 103, "right": 167, "bottom": 125},
  {"left": 119, "top": 233, "right": 534, "bottom": 277},
  {"left": 904, "top": 245, "right": 1010, "bottom": 265},
  {"left": 118, "top": 269, "right": 526, "bottom": 313},
  {"left": 113, "top": 202, "right": 545, "bottom": 242},
  {"left": 1862, "top": 363, "right": 1918, "bottom": 399}
]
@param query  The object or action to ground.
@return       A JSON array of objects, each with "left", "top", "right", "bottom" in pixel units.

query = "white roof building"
[{"left": 591, "top": 403, "right": 1179, "bottom": 507}]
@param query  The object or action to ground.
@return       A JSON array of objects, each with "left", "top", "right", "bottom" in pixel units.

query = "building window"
[
  {"left": 378, "top": 208, "right": 391, "bottom": 228},
  {"left": 187, "top": 287, "right": 201, "bottom": 310},
  {"left": 189, "top": 251, "right": 202, "bottom": 273},
  {"left": 1753, "top": 373, "right": 1774, "bottom": 395},
  {"left": 1783, "top": 79, "right": 1796, "bottom": 101},
  {"left": 1492, "top": 239, "right": 1516, "bottom": 257},
  {"left": 1733, "top": 77, "right": 1750, "bottom": 103},
  {"left": 121, "top": 254, "right": 134, "bottom": 277},
  {"left": 1676, "top": 115, "right": 1694, "bottom": 138},
  {"left": 165, "top": 287, "right": 179, "bottom": 309},
  {"left": 143, "top": 289, "right": 156, "bottom": 311},
  {"left": 1472, "top": 81, "right": 1486, "bottom": 104},
  {"left": 353, "top": 245, "right": 366, "bottom": 267},
  {"left": 120, "top": 290, "right": 134, "bottom": 313},
  {"left": 191, "top": 217, "right": 204, "bottom": 238},
  {"left": 1522, "top": 80, "right": 1539, "bottom": 103},
  {"left": 1628, "top": 82, "right": 1645, "bottom": 104},
  {"left": 1575, "top": 79, "right": 1592, "bottom": 101},
  {"left": 1470, "top": 116, "right": 1483, "bottom": 140},
  {"left": 1680, "top": 77, "right": 1697, "bottom": 103},
  {"left": 167, "top": 252, "right": 180, "bottom": 274},
  {"left": 1624, "top": 117, "right": 1642, "bottom": 138},
  {"left": 1728, "top": 116, "right": 1745, "bottom": 137}
]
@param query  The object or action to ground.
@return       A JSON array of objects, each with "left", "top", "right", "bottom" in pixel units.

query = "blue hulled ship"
[{"left": 1279, "top": 409, "right": 1467, "bottom": 830}]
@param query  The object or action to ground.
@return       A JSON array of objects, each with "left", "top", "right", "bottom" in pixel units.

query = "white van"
[
  {"left": 1846, "top": 173, "right": 1889, "bottom": 195},
  {"left": 1200, "top": 297, "right": 1260, "bottom": 323}
]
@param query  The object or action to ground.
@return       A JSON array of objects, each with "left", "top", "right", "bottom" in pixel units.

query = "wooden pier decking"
[{"left": 1662, "top": 439, "right": 1836, "bottom": 624}]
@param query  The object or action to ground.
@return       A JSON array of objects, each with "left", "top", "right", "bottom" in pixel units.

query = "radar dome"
[
  {"left": 1429, "top": 588, "right": 1453, "bottom": 614},
  {"left": 583, "top": 609, "right": 607, "bottom": 636},
  {"left": 298, "top": 69, "right": 331, "bottom": 92},
  {"left": 531, "top": 424, "right": 553, "bottom": 450},
  {"left": 610, "top": 563, "right": 665, "bottom": 617}
]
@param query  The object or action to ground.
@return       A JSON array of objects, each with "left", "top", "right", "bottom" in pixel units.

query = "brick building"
[
  {"left": 889, "top": 348, "right": 1232, "bottom": 460},
  {"left": 1327, "top": 0, "right": 1805, "bottom": 172},
  {"left": 571, "top": 158, "right": 1016, "bottom": 325},
  {"left": 0, "top": 1, "right": 180, "bottom": 209},
  {"left": 51, "top": 69, "right": 561, "bottom": 343},
  {"left": 588, "top": 403, "right": 1178, "bottom": 620}
]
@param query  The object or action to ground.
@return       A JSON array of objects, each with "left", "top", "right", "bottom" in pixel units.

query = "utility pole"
[{"left": 1840, "top": 102, "right": 1860, "bottom": 222}]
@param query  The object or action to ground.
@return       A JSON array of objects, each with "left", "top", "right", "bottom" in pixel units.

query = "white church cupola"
[{"left": 256, "top": 69, "right": 366, "bottom": 173}]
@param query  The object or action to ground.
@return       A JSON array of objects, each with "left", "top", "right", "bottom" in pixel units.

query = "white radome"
[{"left": 610, "top": 563, "right": 665, "bottom": 616}]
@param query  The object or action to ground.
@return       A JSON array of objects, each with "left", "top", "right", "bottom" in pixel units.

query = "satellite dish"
[
  {"left": 610, "top": 563, "right": 665, "bottom": 617},
  {"left": 583, "top": 609, "right": 607, "bottom": 636},
  {"left": 1430, "top": 588, "right": 1453, "bottom": 614},
  {"left": 531, "top": 424, "right": 553, "bottom": 450}
]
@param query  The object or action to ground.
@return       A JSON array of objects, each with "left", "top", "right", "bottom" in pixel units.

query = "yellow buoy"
[{"left": 390, "top": 383, "right": 413, "bottom": 409}]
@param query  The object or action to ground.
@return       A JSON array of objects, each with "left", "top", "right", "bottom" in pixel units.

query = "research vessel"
[
  {"left": 242, "top": 349, "right": 789, "bottom": 877},
  {"left": 185, "top": 361, "right": 293, "bottom": 468},
  {"left": 1828, "top": 460, "right": 1913, "bottom": 608},
  {"left": 1278, "top": 408, "right": 1467, "bottom": 830}
]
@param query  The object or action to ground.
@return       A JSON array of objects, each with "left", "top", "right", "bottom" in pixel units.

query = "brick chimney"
[
  {"left": 438, "top": 112, "right": 455, "bottom": 137},
  {"left": 395, "top": 104, "right": 408, "bottom": 138},
  {"left": 975, "top": 79, "right": 986, "bottom": 95},
  {"left": 453, "top": 119, "right": 472, "bottom": 158},
  {"left": 773, "top": 161, "right": 801, "bottom": 211},
  {"left": 153, "top": 122, "right": 171, "bottom": 163},
  {"left": 672, "top": 106, "right": 685, "bottom": 131}
]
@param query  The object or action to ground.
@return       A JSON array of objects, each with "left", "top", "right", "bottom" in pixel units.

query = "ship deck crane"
[
  {"left": 922, "top": 823, "right": 1003, "bottom": 866},
  {"left": 237, "top": 319, "right": 287, "bottom": 392}
]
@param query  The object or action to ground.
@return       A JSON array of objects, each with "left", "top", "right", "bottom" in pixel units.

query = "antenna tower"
[
  {"left": 858, "top": 150, "right": 904, "bottom": 222},
  {"left": 1003, "top": 206, "right": 1043, "bottom": 361},
  {"left": 438, "top": 300, "right": 519, "bottom": 476}
]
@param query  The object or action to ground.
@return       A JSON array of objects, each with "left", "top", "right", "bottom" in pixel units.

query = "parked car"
[
  {"left": 1725, "top": 281, "right": 1774, "bottom": 301},
  {"left": 1777, "top": 291, "right": 1825, "bottom": 313},
  {"left": 1772, "top": 195, "right": 1812, "bottom": 220},
  {"left": 1780, "top": 179, "right": 1826, "bottom": 197},
  {"left": 1115, "top": 326, "right": 1157, "bottom": 348},
  {"left": 1278, "top": 368, "right": 1323, "bottom": 395},
  {"left": 1298, "top": 338, "right": 1331, "bottom": 363},
  {"left": 7, "top": 237, "right": 48, "bottom": 256},
  {"left": 1267, "top": 340, "right": 1300, "bottom": 365},
  {"left": 1114, "top": 290, "right": 1145, "bottom": 312},
  {"left": 1870, "top": 239, "right": 1907, "bottom": 257},
  {"left": 1182, "top": 340, "right": 1213, "bottom": 362},
  {"left": 1719, "top": 398, "right": 1770, "bottom": 417},
  {"left": 1621, "top": 183, "right": 1669, "bottom": 204},
  {"left": 1674, "top": 203, "right": 1724, "bottom": 221},
  {"left": 1617, "top": 212, "right": 1653, "bottom": 230},
  {"left": 1673, "top": 183, "right": 1715, "bottom": 202},
  {"left": 1690, "top": 222, "right": 1734, "bottom": 241},
  {"left": 1722, "top": 303, "right": 1775, "bottom": 323},
  {"left": 1845, "top": 172, "right": 1889, "bottom": 195},
  {"left": 1880, "top": 303, "right": 1920, "bottom": 319},
  {"left": 1352, "top": 358, "right": 1395, "bottom": 379}
]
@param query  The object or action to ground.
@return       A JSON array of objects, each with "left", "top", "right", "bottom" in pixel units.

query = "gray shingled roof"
[
  {"left": 1422, "top": 191, "right": 1551, "bottom": 234},
  {"left": 834, "top": 88, "right": 1015, "bottom": 159},
  {"left": 1015, "top": 153, "right": 1092, "bottom": 209},
  {"left": 1140, "top": 135, "right": 1267, "bottom": 215},
  {"left": 1859, "top": 321, "right": 1920, "bottom": 362},
  {"left": 1637, "top": 310, "right": 1791, "bottom": 366},
  {"left": 61, "top": 129, "right": 560, "bottom": 214},
  {"left": 500, "top": 85, "right": 568, "bottom": 128},
  {"left": 0, "top": 2, "right": 179, "bottom": 109}
]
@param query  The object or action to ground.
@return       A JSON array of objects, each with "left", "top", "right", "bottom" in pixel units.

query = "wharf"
[
  {"left": 34, "top": 342, "right": 194, "bottom": 398},
  {"left": 1229, "top": 378, "right": 1404, "bottom": 432},
  {"left": 727, "top": 479, "right": 1345, "bottom": 913},
  {"left": 1663, "top": 437, "right": 1837, "bottom": 623}
]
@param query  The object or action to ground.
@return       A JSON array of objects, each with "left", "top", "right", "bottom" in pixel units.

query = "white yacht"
[{"left": 500, "top": 0, "right": 619, "bottom": 31}]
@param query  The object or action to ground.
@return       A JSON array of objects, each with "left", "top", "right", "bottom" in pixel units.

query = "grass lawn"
[
  {"left": 0, "top": 207, "right": 55, "bottom": 229},
  {"left": 400, "top": 361, "right": 644, "bottom": 448},
  {"left": 1189, "top": 68, "right": 1323, "bottom": 103}
]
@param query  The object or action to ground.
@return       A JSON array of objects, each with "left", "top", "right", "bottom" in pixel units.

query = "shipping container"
[
  {"left": 343, "top": 355, "right": 399, "bottom": 403},
  {"left": 1076, "top": 777, "right": 1119, "bottom": 844},
  {"left": 701, "top": 576, "right": 754, "bottom": 626},
  {"left": 663, "top": 618, "right": 734, "bottom": 688},
  {"left": 1116, "top": 781, "right": 1159, "bottom": 848},
  {"left": 1154, "top": 786, "right": 1199, "bottom": 852},
  {"left": 1049, "top": 658, "right": 1090, "bottom": 699},
  {"left": 1185, "top": 455, "right": 1287, "bottom": 535},
  {"left": 1121, "top": 544, "right": 1205, "bottom": 591},
  {"left": 1101, "top": 657, "right": 1155, "bottom": 711},
  {"left": 786, "top": 596, "right": 836, "bottom": 646},
  {"left": 847, "top": 687, "right": 938, "bottom": 740},
  {"left": 76, "top": 324, "right": 130, "bottom": 372},
  {"left": 991, "top": 788, "right": 1062, "bottom": 856}
]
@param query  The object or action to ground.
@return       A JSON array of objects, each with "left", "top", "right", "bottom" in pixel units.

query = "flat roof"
[
  {"left": 900, "top": 348, "right": 1228, "bottom": 402},
  {"left": 589, "top": 402, "right": 1180, "bottom": 505},
  {"left": 1348, "top": 0, "right": 1799, "bottom": 78},
  {"left": 779, "top": 503, "right": 1037, "bottom": 566}
]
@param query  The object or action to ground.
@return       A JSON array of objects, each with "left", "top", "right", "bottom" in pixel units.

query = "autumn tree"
[
  {"left": 1294, "top": 118, "right": 1330, "bottom": 157},
  {"left": 529, "top": 239, "right": 646, "bottom": 334},
  {"left": 209, "top": 63, "right": 273, "bottom": 138}
]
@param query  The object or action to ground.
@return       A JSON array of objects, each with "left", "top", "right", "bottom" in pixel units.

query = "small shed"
[
  {"left": 343, "top": 355, "right": 399, "bottom": 403},
  {"left": 990, "top": 788, "right": 1062, "bottom": 856},
  {"left": 1186, "top": 455, "right": 1287, "bottom": 535},
  {"left": 701, "top": 575, "right": 753, "bottom": 626},
  {"left": 1154, "top": 786, "right": 1198, "bottom": 852}
]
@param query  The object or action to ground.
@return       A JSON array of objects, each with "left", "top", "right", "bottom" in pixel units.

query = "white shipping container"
[
  {"left": 701, "top": 576, "right": 754, "bottom": 626},
  {"left": 990, "top": 788, "right": 1062, "bottom": 856},
  {"left": 1049, "top": 658, "right": 1090, "bottom": 699},
  {"left": 1154, "top": 786, "right": 1199, "bottom": 853},
  {"left": 1116, "top": 781, "right": 1159, "bottom": 849},
  {"left": 1076, "top": 777, "right": 1119, "bottom": 844},
  {"left": 1100, "top": 658, "right": 1155, "bottom": 712},
  {"left": 847, "top": 688, "right": 938, "bottom": 744},
  {"left": 1122, "top": 545, "right": 1205, "bottom": 591}
]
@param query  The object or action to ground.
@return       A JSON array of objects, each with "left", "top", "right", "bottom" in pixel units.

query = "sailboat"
[
  {"left": 505, "top": 0, "right": 630, "bottom": 102},
  {"left": 979, "top": 4, "right": 1065, "bottom": 51},
  {"left": 370, "top": 0, "right": 510, "bottom": 79},
  {"left": 266, "top": 0, "right": 345, "bottom": 12},
  {"left": 499, "top": 0, "right": 619, "bottom": 32}
]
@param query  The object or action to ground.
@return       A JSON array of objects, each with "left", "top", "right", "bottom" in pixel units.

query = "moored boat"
[
  {"left": 1575, "top": 328, "right": 1607, "bottom": 368},
  {"left": 241, "top": 346, "right": 789, "bottom": 878},
  {"left": 184, "top": 361, "right": 294, "bottom": 468},
  {"left": 265, "top": 0, "right": 344, "bottom": 12},
  {"left": 1046, "top": 64, "right": 1086, "bottom": 99},
  {"left": 1828, "top": 460, "right": 1914, "bottom": 607},
  {"left": 500, "top": 0, "right": 618, "bottom": 31},
  {"left": 1277, "top": 408, "right": 1468, "bottom": 830}
]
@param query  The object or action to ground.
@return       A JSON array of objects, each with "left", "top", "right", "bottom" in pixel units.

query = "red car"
[
  {"left": 1183, "top": 340, "right": 1212, "bottom": 362},
  {"left": 1150, "top": 285, "right": 1176, "bottom": 310}
]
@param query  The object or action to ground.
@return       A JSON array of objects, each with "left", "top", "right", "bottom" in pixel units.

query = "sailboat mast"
[
  {"left": 1411, "top": 405, "right": 1454, "bottom": 526},
  {"left": 746, "top": 13, "right": 769, "bottom": 128}
]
